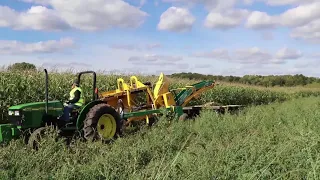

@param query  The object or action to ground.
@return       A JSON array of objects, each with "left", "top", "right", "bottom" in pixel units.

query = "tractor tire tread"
[
  {"left": 83, "top": 103, "right": 122, "bottom": 142},
  {"left": 27, "top": 126, "right": 57, "bottom": 150}
]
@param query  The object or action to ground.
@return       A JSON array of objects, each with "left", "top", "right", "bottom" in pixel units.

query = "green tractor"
[{"left": 0, "top": 69, "right": 123, "bottom": 149}]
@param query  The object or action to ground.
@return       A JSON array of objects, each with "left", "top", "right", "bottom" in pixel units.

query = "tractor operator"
[{"left": 63, "top": 80, "right": 84, "bottom": 122}]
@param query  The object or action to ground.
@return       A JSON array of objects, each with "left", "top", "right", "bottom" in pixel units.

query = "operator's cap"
[{"left": 73, "top": 79, "right": 79, "bottom": 86}]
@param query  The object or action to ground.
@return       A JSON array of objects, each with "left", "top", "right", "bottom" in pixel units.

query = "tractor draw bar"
[{"left": 76, "top": 71, "right": 98, "bottom": 101}]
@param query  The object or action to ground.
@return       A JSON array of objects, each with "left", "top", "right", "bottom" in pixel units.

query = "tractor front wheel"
[
  {"left": 83, "top": 103, "right": 122, "bottom": 142},
  {"left": 27, "top": 126, "right": 60, "bottom": 150}
]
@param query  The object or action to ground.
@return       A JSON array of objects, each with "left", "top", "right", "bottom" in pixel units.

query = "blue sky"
[{"left": 0, "top": 0, "right": 319, "bottom": 76}]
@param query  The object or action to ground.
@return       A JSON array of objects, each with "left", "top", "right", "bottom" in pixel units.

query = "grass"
[{"left": 1, "top": 96, "right": 320, "bottom": 179}]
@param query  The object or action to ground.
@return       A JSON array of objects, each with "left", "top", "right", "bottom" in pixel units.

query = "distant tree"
[{"left": 8, "top": 62, "right": 37, "bottom": 71}]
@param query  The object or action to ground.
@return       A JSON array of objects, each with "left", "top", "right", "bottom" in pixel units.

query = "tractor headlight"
[
  {"left": 8, "top": 110, "right": 20, "bottom": 116},
  {"left": 14, "top": 111, "right": 20, "bottom": 116},
  {"left": 8, "top": 111, "right": 13, "bottom": 116}
]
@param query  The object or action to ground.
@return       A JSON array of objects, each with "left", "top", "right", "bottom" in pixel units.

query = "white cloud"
[
  {"left": 290, "top": 19, "right": 320, "bottom": 43},
  {"left": 279, "top": 2, "right": 320, "bottom": 27},
  {"left": 146, "top": 43, "right": 162, "bottom": 50},
  {"left": 109, "top": 44, "right": 139, "bottom": 51},
  {"left": 275, "top": 47, "right": 302, "bottom": 60},
  {"left": 109, "top": 43, "right": 162, "bottom": 51},
  {"left": 308, "top": 53, "right": 320, "bottom": 59},
  {"left": 294, "top": 59, "right": 319, "bottom": 69},
  {"left": 163, "top": 0, "right": 320, "bottom": 44},
  {"left": 175, "top": 63, "right": 189, "bottom": 69},
  {"left": 1, "top": 0, "right": 148, "bottom": 31},
  {"left": 191, "top": 49, "right": 230, "bottom": 59},
  {"left": 127, "top": 54, "right": 189, "bottom": 73},
  {"left": 140, "top": 0, "right": 147, "bottom": 7},
  {"left": 262, "top": 0, "right": 317, "bottom": 6},
  {"left": 162, "top": 0, "right": 252, "bottom": 30},
  {"left": 244, "top": 1, "right": 320, "bottom": 43},
  {"left": 50, "top": 0, "right": 148, "bottom": 31},
  {"left": 204, "top": 9, "right": 249, "bottom": 30},
  {"left": 233, "top": 47, "right": 273, "bottom": 64},
  {"left": 0, "top": 38, "right": 75, "bottom": 54},
  {"left": 246, "top": 11, "right": 278, "bottom": 29},
  {"left": 128, "top": 54, "right": 183, "bottom": 62},
  {"left": 245, "top": 2, "right": 320, "bottom": 29},
  {"left": 161, "top": 0, "right": 247, "bottom": 11},
  {"left": 21, "top": 0, "right": 49, "bottom": 4},
  {"left": 157, "top": 7, "right": 196, "bottom": 32},
  {"left": 192, "top": 47, "right": 305, "bottom": 65},
  {"left": 194, "top": 64, "right": 212, "bottom": 68},
  {"left": 192, "top": 47, "right": 275, "bottom": 64},
  {"left": 0, "top": 5, "right": 69, "bottom": 31}
]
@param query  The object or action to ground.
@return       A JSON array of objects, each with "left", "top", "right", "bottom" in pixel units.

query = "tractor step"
[{"left": 0, "top": 124, "right": 20, "bottom": 143}]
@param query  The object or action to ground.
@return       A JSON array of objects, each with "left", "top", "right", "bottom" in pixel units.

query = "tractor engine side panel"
[{"left": 8, "top": 101, "right": 64, "bottom": 129}]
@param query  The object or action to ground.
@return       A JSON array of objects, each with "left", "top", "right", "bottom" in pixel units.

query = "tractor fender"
[{"left": 76, "top": 100, "right": 106, "bottom": 130}]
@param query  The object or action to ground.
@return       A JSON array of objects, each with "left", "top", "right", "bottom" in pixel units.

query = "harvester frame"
[{"left": 98, "top": 72, "right": 243, "bottom": 125}]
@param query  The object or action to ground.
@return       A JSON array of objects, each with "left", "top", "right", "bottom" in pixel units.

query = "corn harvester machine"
[{"left": 0, "top": 69, "right": 243, "bottom": 148}]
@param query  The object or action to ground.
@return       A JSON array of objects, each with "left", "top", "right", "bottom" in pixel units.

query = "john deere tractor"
[{"left": 0, "top": 69, "right": 123, "bottom": 148}]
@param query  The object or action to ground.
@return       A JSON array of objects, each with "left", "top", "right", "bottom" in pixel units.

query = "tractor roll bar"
[
  {"left": 44, "top": 69, "right": 48, "bottom": 114},
  {"left": 76, "top": 71, "right": 98, "bottom": 101}
]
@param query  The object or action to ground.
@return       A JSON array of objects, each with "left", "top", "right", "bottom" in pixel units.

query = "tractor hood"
[
  {"left": 7, "top": 100, "right": 64, "bottom": 129},
  {"left": 8, "top": 101, "right": 64, "bottom": 111}
]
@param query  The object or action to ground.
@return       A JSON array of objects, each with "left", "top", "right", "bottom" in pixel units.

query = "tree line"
[{"left": 169, "top": 72, "right": 320, "bottom": 87}]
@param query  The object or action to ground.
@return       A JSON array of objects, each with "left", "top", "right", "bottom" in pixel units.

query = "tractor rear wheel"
[{"left": 83, "top": 103, "right": 122, "bottom": 142}]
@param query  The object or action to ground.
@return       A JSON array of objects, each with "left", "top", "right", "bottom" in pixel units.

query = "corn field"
[
  {"left": 1, "top": 70, "right": 320, "bottom": 122},
  {"left": 2, "top": 70, "right": 320, "bottom": 179}
]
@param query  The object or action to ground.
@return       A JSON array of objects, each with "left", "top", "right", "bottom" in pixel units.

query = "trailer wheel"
[{"left": 83, "top": 103, "right": 122, "bottom": 142}]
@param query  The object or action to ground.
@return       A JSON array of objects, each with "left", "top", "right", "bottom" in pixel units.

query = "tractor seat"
[
  {"left": 71, "top": 106, "right": 81, "bottom": 113},
  {"left": 71, "top": 109, "right": 79, "bottom": 113}
]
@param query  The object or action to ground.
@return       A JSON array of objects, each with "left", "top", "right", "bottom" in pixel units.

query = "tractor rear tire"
[{"left": 83, "top": 103, "right": 122, "bottom": 142}]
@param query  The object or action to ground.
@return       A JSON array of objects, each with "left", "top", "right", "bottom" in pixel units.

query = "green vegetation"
[
  {"left": 1, "top": 97, "right": 320, "bottom": 179},
  {"left": 170, "top": 72, "right": 320, "bottom": 87},
  {"left": 7, "top": 62, "right": 37, "bottom": 72},
  {"left": 1, "top": 68, "right": 320, "bottom": 179}
]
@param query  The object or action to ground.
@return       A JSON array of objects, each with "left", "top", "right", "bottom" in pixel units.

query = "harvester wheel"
[
  {"left": 178, "top": 113, "right": 188, "bottom": 121},
  {"left": 116, "top": 99, "right": 124, "bottom": 118},
  {"left": 83, "top": 103, "right": 122, "bottom": 142}
]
